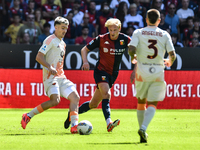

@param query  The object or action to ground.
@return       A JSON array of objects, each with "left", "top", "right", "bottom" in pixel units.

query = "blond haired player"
[
  {"left": 64, "top": 18, "right": 131, "bottom": 132},
  {"left": 128, "top": 9, "right": 176, "bottom": 143},
  {"left": 21, "top": 16, "right": 80, "bottom": 134}
]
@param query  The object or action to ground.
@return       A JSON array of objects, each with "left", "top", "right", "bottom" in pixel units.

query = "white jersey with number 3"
[{"left": 129, "top": 26, "right": 175, "bottom": 82}]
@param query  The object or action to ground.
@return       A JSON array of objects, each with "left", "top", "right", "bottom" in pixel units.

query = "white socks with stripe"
[
  {"left": 70, "top": 111, "right": 78, "bottom": 127},
  {"left": 141, "top": 106, "right": 156, "bottom": 131}
]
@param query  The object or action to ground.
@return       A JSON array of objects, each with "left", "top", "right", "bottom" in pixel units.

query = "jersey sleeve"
[
  {"left": 86, "top": 36, "right": 100, "bottom": 51},
  {"left": 128, "top": 30, "right": 139, "bottom": 47},
  {"left": 38, "top": 38, "right": 53, "bottom": 55}
]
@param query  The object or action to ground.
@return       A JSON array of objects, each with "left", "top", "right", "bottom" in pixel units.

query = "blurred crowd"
[{"left": 0, "top": 0, "right": 199, "bottom": 47}]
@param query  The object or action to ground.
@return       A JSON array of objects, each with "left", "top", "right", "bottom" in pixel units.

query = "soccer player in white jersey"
[
  {"left": 128, "top": 9, "right": 176, "bottom": 143},
  {"left": 21, "top": 16, "right": 80, "bottom": 134}
]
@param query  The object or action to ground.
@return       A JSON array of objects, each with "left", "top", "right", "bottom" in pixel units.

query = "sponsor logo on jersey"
[
  {"left": 149, "top": 67, "right": 156, "bottom": 73},
  {"left": 42, "top": 45, "right": 47, "bottom": 51},
  {"left": 110, "top": 48, "right": 125, "bottom": 53},
  {"left": 89, "top": 40, "right": 94, "bottom": 45},
  {"left": 102, "top": 76, "right": 106, "bottom": 81},
  {"left": 104, "top": 41, "right": 109, "bottom": 44},
  {"left": 103, "top": 48, "right": 109, "bottom": 53},
  {"left": 120, "top": 40, "right": 124, "bottom": 45}
]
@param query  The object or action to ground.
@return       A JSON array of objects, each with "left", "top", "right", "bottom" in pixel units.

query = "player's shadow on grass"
[
  {"left": 87, "top": 142, "right": 147, "bottom": 145},
  {"left": 1, "top": 132, "right": 72, "bottom": 136}
]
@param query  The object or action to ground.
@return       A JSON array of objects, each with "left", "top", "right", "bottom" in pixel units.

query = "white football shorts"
[
  {"left": 135, "top": 81, "right": 166, "bottom": 102},
  {"left": 43, "top": 78, "right": 78, "bottom": 99}
]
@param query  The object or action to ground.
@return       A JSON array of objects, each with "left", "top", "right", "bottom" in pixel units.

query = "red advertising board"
[{"left": 0, "top": 69, "right": 200, "bottom": 109}]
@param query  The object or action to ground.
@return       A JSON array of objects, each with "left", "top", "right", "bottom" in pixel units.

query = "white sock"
[
  {"left": 28, "top": 107, "right": 39, "bottom": 118},
  {"left": 28, "top": 105, "right": 44, "bottom": 118},
  {"left": 70, "top": 111, "right": 78, "bottom": 127},
  {"left": 106, "top": 118, "right": 112, "bottom": 126},
  {"left": 137, "top": 110, "right": 145, "bottom": 128},
  {"left": 141, "top": 106, "right": 156, "bottom": 131}
]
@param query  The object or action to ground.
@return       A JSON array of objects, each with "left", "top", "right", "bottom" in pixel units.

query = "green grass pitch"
[{"left": 0, "top": 109, "right": 200, "bottom": 150}]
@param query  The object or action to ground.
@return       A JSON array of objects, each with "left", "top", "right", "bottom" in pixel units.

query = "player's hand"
[
  {"left": 130, "top": 71, "right": 135, "bottom": 83},
  {"left": 48, "top": 66, "right": 57, "bottom": 75},
  {"left": 81, "top": 62, "right": 90, "bottom": 71},
  {"left": 131, "top": 54, "right": 137, "bottom": 64},
  {"left": 164, "top": 59, "right": 172, "bottom": 67},
  {"left": 132, "top": 59, "right": 137, "bottom": 64}
]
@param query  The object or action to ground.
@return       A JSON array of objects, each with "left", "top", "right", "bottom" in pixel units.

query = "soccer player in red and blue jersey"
[{"left": 64, "top": 18, "right": 131, "bottom": 132}]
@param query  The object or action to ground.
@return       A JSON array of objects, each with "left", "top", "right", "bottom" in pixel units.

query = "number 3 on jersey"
[{"left": 147, "top": 40, "right": 157, "bottom": 59}]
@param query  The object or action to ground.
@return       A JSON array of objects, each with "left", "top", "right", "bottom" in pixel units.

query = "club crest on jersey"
[
  {"left": 103, "top": 48, "right": 108, "bottom": 53},
  {"left": 60, "top": 51, "right": 64, "bottom": 58},
  {"left": 120, "top": 40, "right": 124, "bottom": 45},
  {"left": 102, "top": 76, "right": 106, "bottom": 81}
]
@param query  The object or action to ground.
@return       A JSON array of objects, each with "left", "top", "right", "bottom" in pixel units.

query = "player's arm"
[
  {"left": 128, "top": 45, "right": 137, "bottom": 64},
  {"left": 81, "top": 46, "right": 90, "bottom": 71},
  {"left": 36, "top": 52, "right": 57, "bottom": 75},
  {"left": 130, "top": 64, "right": 137, "bottom": 83},
  {"left": 128, "top": 45, "right": 138, "bottom": 83},
  {"left": 164, "top": 51, "right": 176, "bottom": 67}
]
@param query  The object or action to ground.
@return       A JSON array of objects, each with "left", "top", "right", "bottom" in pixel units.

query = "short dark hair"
[
  {"left": 186, "top": 16, "right": 193, "bottom": 23},
  {"left": 13, "top": 14, "right": 21, "bottom": 18},
  {"left": 82, "top": 26, "right": 89, "bottom": 30},
  {"left": 147, "top": 9, "right": 160, "bottom": 24},
  {"left": 43, "top": 22, "right": 51, "bottom": 28},
  {"left": 68, "top": 10, "right": 74, "bottom": 15},
  {"left": 127, "top": 23, "right": 136, "bottom": 30}
]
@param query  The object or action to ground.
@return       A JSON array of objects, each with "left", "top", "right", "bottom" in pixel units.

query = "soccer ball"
[{"left": 77, "top": 120, "right": 93, "bottom": 135}]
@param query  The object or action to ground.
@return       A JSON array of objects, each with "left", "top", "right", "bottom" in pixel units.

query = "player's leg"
[
  {"left": 98, "top": 82, "right": 111, "bottom": 124},
  {"left": 139, "top": 81, "right": 166, "bottom": 143},
  {"left": 64, "top": 88, "right": 102, "bottom": 129},
  {"left": 76, "top": 68, "right": 106, "bottom": 114},
  {"left": 135, "top": 81, "right": 148, "bottom": 129},
  {"left": 21, "top": 94, "right": 60, "bottom": 129},
  {"left": 21, "top": 79, "right": 66, "bottom": 129},
  {"left": 137, "top": 98, "right": 147, "bottom": 128},
  {"left": 135, "top": 81, "right": 149, "bottom": 142},
  {"left": 67, "top": 91, "right": 80, "bottom": 134},
  {"left": 137, "top": 98, "right": 149, "bottom": 143},
  {"left": 78, "top": 88, "right": 102, "bottom": 114},
  {"left": 138, "top": 101, "right": 157, "bottom": 143},
  {"left": 98, "top": 82, "right": 120, "bottom": 132},
  {"left": 141, "top": 101, "right": 158, "bottom": 131},
  {"left": 61, "top": 82, "right": 80, "bottom": 133},
  {"left": 28, "top": 81, "right": 61, "bottom": 117},
  {"left": 140, "top": 82, "right": 166, "bottom": 130}
]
